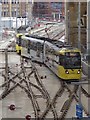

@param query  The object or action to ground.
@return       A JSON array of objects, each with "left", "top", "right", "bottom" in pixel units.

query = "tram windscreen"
[
  {"left": 60, "top": 52, "right": 81, "bottom": 69},
  {"left": 65, "top": 52, "right": 80, "bottom": 57}
]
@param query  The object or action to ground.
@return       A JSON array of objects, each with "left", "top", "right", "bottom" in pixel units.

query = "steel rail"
[
  {"left": 52, "top": 30, "right": 65, "bottom": 40},
  {"left": 59, "top": 85, "right": 79, "bottom": 120},
  {"left": 29, "top": 60, "right": 58, "bottom": 119},
  {"left": 0, "top": 78, "right": 24, "bottom": 100},
  {"left": 20, "top": 57, "right": 41, "bottom": 118},
  {"left": 9, "top": 69, "right": 46, "bottom": 98},
  {"left": 40, "top": 86, "right": 65, "bottom": 119},
  {"left": 0, "top": 69, "right": 25, "bottom": 88},
  {"left": 81, "top": 86, "right": 90, "bottom": 97}
]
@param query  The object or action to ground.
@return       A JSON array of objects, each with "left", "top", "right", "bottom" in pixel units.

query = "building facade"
[
  {"left": 32, "top": 2, "right": 64, "bottom": 20},
  {"left": 1, "top": 0, "right": 28, "bottom": 17},
  {"left": 1, "top": 1, "right": 64, "bottom": 21}
]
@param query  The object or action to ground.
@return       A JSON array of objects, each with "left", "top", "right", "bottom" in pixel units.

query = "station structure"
[
  {"left": 65, "top": 2, "right": 90, "bottom": 56},
  {"left": 0, "top": 1, "right": 89, "bottom": 53},
  {"left": 0, "top": 1, "right": 90, "bottom": 55},
  {"left": 0, "top": 1, "right": 90, "bottom": 119}
]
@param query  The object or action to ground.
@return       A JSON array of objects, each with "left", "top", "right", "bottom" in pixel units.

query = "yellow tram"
[
  {"left": 16, "top": 34, "right": 81, "bottom": 80},
  {"left": 44, "top": 41, "right": 81, "bottom": 80}
]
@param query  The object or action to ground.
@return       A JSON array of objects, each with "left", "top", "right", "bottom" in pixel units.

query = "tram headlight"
[
  {"left": 77, "top": 70, "right": 80, "bottom": 74},
  {"left": 65, "top": 70, "right": 69, "bottom": 74}
]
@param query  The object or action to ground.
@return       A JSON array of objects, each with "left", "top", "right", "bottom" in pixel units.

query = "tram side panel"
[
  {"left": 21, "top": 37, "right": 44, "bottom": 63},
  {"left": 21, "top": 38, "right": 30, "bottom": 58},
  {"left": 19, "top": 35, "right": 81, "bottom": 80},
  {"left": 44, "top": 41, "right": 59, "bottom": 77}
]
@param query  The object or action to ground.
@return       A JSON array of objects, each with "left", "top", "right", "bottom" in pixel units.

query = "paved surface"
[
  {"left": 0, "top": 52, "right": 88, "bottom": 119},
  {"left": 0, "top": 25, "right": 89, "bottom": 119}
]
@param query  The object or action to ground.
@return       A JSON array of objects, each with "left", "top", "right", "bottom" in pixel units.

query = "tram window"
[
  {"left": 18, "top": 36, "right": 22, "bottom": 45},
  {"left": 64, "top": 55, "right": 81, "bottom": 69},
  {"left": 45, "top": 44, "right": 51, "bottom": 54},
  {"left": 19, "top": 40, "right": 21, "bottom": 46},
  {"left": 26, "top": 41, "right": 28, "bottom": 48},
  {"left": 36, "top": 42, "right": 42, "bottom": 51},
  {"left": 65, "top": 52, "right": 80, "bottom": 57},
  {"left": 30, "top": 42, "right": 33, "bottom": 49},
  {"left": 45, "top": 47, "right": 48, "bottom": 54},
  {"left": 16, "top": 38, "right": 19, "bottom": 44},
  {"left": 59, "top": 55, "right": 65, "bottom": 65},
  {"left": 22, "top": 40, "right": 28, "bottom": 48},
  {"left": 30, "top": 42, "right": 37, "bottom": 50}
]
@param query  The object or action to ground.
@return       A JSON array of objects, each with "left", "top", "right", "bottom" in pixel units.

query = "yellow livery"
[
  {"left": 16, "top": 34, "right": 81, "bottom": 81},
  {"left": 16, "top": 33, "right": 23, "bottom": 54}
]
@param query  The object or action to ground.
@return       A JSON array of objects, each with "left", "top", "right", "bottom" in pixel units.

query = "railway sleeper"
[
  {"left": 59, "top": 97, "right": 74, "bottom": 119},
  {"left": 60, "top": 99, "right": 69, "bottom": 112},
  {"left": 34, "top": 94, "right": 45, "bottom": 99},
  {"left": 81, "top": 86, "right": 90, "bottom": 97}
]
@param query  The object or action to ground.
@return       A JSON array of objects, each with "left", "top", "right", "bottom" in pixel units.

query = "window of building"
[
  {"left": 2, "top": 12, "right": 3, "bottom": 16},
  {"left": 4, "top": 11, "right": 6, "bottom": 17},
  {"left": 3, "top": 0, "right": 8, "bottom": 4},
  {"left": 15, "top": 0, "right": 19, "bottom": 4}
]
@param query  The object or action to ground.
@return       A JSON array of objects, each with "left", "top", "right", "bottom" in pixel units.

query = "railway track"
[
  {"left": 0, "top": 45, "right": 89, "bottom": 119},
  {"left": 0, "top": 56, "right": 58, "bottom": 119},
  {"left": 28, "top": 59, "right": 58, "bottom": 119},
  {"left": 32, "top": 22, "right": 65, "bottom": 40},
  {"left": 20, "top": 57, "right": 89, "bottom": 119},
  {"left": 59, "top": 85, "right": 79, "bottom": 120},
  {"left": 0, "top": 54, "right": 89, "bottom": 119},
  {"left": 40, "top": 81, "right": 65, "bottom": 119}
]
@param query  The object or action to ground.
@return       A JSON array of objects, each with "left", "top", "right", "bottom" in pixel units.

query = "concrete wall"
[{"left": 65, "top": 2, "right": 87, "bottom": 52}]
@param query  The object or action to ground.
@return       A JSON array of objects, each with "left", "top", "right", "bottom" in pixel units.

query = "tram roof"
[
  {"left": 45, "top": 41, "right": 80, "bottom": 54},
  {"left": 22, "top": 35, "right": 44, "bottom": 44},
  {"left": 25, "top": 34, "right": 55, "bottom": 43},
  {"left": 21, "top": 34, "right": 80, "bottom": 54}
]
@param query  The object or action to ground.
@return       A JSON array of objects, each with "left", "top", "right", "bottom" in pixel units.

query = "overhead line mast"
[{"left": 0, "top": 2, "right": 2, "bottom": 40}]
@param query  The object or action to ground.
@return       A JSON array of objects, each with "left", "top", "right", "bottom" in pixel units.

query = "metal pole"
[
  {"left": 65, "top": 1, "right": 68, "bottom": 43},
  {"left": 5, "top": 49, "right": 9, "bottom": 90},
  {"left": 0, "top": 2, "right": 2, "bottom": 40},
  {"left": 66, "top": 0, "right": 70, "bottom": 44},
  {"left": 16, "top": 0, "right": 18, "bottom": 33},
  {"left": 78, "top": 2, "right": 81, "bottom": 50},
  {"left": 87, "top": 0, "right": 90, "bottom": 116},
  {"left": 25, "top": 2, "right": 27, "bottom": 26},
  {"left": 87, "top": 0, "right": 90, "bottom": 60},
  {"left": 10, "top": 0, "right": 12, "bottom": 29},
  {"left": 79, "top": 85, "right": 81, "bottom": 106},
  {"left": 28, "top": 0, "right": 33, "bottom": 27},
  {"left": 67, "top": 9, "right": 70, "bottom": 44}
]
